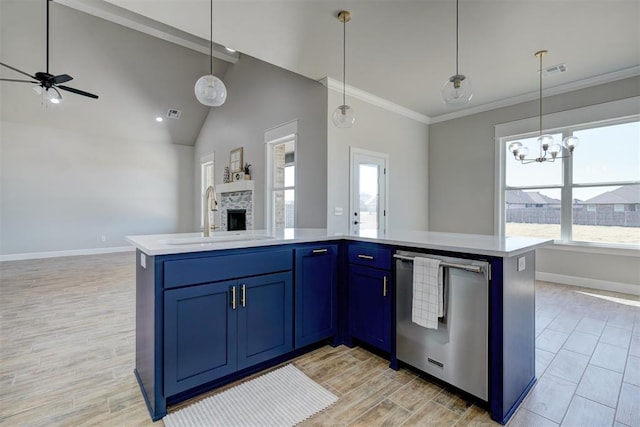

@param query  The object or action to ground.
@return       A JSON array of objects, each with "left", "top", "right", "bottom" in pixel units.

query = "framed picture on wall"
[{"left": 230, "top": 147, "right": 243, "bottom": 173}]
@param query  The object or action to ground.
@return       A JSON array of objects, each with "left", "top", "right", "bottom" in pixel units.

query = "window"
[
  {"left": 265, "top": 121, "right": 297, "bottom": 231},
  {"left": 498, "top": 101, "right": 640, "bottom": 246},
  {"left": 200, "top": 154, "right": 215, "bottom": 229}
]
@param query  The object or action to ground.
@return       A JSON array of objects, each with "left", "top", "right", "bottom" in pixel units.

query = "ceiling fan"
[{"left": 0, "top": 0, "right": 98, "bottom": 103}]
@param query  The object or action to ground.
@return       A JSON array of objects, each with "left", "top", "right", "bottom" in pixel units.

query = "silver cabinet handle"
[
  {"left": 383, "top": 276, "right": 388, "bottom": 297},
  {"left": 231, "top": 286, "right": 237, "bottom": 310},
  {"left": 241, "top": 284, "right": 246, "bottom": 308},
  {"left": 312, "top": 248, "right": 328, "bottom": 254},
  {"left": 357, "top": 254, "right": 374, "bottom": 260}
]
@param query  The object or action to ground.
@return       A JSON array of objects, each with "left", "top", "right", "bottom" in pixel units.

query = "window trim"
[
  {"left": 199, "top": 153, "right": 215, "bottom": 230},
  {"left": 265, "top": 120, "right": 298, "bottom": 232},
  {"left": 495, "top": 96, "right": 640, "bottom": 247}
]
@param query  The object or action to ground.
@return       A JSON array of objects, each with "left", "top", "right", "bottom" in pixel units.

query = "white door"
[{"left": 350, "top": 148, "right": 388, "bottom": 235}]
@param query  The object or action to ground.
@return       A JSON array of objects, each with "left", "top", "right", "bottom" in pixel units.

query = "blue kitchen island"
[{"left": 126, "top": 229, "right": 551, "bottom": 424}]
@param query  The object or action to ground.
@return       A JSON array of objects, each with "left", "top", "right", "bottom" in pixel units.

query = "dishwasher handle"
[{"left": 393, "top": 254, "right": 484, "bottom": 274}]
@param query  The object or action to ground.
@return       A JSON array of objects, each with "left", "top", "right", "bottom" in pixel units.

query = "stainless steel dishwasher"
[{"left": 395, "top": 250, "right": 489, "bottom": 401}]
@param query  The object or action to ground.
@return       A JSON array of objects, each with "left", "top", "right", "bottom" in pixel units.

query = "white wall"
[
  {"left": 327, "top": 90, "right": 429, "bottom": 234},
  {"left": 0, "top": 0, "right": 220, "bottom": 257},
  {"left": 194, "top": 54, "right": 328, "bottom": 230},
  {"left": 0, "top": 121, "right": 194, "bottom": 255},
  {"left": 429, "top": 76, "right": 640, "bottom": 293}
]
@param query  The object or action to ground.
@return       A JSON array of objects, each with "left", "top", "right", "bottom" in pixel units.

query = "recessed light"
[
  {"left": 155, "top": 116, "right": 163, "bottom": 122},
  {"left": 225, "top": 47, "right": 236, "bottom": 53}
]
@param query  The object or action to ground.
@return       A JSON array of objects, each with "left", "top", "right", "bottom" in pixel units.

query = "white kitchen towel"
[{"left": 411, "top": 257, "right": 443, "bottom": 329}]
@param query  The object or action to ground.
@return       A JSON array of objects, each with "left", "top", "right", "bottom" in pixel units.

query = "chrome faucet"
[{"left": 203, "top": 185, "right": 218, "bottom": 237}]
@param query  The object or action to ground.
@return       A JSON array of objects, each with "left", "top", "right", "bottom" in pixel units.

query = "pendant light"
[
  {"left": 194, "top": 0, "right": 227, "bottom": 107},
  {"left": 332, "top": 10, "right": 355, "bottom": 128},
  {"left": 507, "top": 50, "right": 579, "bottom": 164},
  {"left": 441, "top": 0, "right": 473, "bottom": 106}
]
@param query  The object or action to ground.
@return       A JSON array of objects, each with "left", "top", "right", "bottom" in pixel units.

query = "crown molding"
[
  {"left": 320, "top": 77, "right": 430, "bottom": 125},
  {"left": 54, "top": 0, "right": 239, "bottom": 64},
  {"left": 430, "top": 66, "right": 640, "bottom": 124}
]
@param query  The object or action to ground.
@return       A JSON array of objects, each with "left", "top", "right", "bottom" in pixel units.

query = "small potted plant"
[{"left": 243, "top": 163, "right": 252, "bottom": 180}]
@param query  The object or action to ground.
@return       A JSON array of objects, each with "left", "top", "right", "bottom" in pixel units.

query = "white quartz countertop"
[{"left": 126, "top": 228, "right": 552, "bottom": 258}]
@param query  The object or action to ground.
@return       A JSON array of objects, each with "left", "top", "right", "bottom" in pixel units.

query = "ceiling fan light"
[
  {"left": 441, "top": 75, "right": 473, "bottom": 105},
  {"left": 32, "top": 86, "right": 43, "bottom": 95},
  {"left": 194, "top": 74, "right": 227, "bottom": 107},
  {"left": 46, "top": 87, "right": 62, "bottom": 104},
  {"left": 332, "top": 104, "right": 356, "bottom": 128}
]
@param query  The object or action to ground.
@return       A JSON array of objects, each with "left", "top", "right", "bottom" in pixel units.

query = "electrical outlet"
[
  {"left": 518, "top": 256, "right": 526, "bottom": 272},
  {"left": 140, "top": 253, "right": 146, "bottom": 269},
  {"left": 100, "top": 235, "right": 107, "bottom": 242},
  {"left": 334, "top": 207, "right": 343, "bottom": 215}
]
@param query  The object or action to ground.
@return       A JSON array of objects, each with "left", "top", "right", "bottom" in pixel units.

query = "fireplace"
[
  {"left": 227, "top": 209, "right": 247, "bottom": 231},
  {"left": 217, "top": 180, "right": 254, "bottom": 231}
]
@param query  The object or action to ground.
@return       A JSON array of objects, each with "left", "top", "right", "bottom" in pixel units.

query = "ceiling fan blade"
[
  {"left": 0, "top": 78, "right": 39, "bottom": 84},
  {"left": 52, "top": 74, "right": 73, "bottom": 85},
  {"left": 57, "top": 85, "right": 99, "bottom": 99},
  {"left": 0, "top": 62, "right": 37, "bottom": 80}
]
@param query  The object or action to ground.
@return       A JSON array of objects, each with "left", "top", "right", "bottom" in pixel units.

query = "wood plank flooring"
[{"left": 1, "top": 252, "right": 638, "bottom": 426}]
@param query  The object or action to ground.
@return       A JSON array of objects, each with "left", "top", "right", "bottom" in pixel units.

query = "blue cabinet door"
[
  {"left": 164, "top": 280, "right": 237, "bottom": 396},
  {"left": 237, "top": 272, "right": 293, "bottom": 370},
  {"left": 294, "top": 244, "right": 338, "bottom": 348},
  {"left": 348, "top": 265, "right": 391, "bottom": 352}
]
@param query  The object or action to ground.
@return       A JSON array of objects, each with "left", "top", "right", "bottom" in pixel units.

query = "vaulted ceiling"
[{"left": 101, "top": 0, "right": 640, "bottom": 121}]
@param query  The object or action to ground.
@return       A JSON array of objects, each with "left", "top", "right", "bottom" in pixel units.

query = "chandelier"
[{"left": 508, "top": 50, "right": 578, "bottom": 164}]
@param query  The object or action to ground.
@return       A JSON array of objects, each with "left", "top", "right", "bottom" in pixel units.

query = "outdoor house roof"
[
  {"left": 506, "top": 190, "right": 560, "bottom": 205},
  {"left": 582, "top": 184, "right": 640, "bottom": 204}
]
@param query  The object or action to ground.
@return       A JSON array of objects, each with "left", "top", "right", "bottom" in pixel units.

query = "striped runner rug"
[{"left": 163, "top": 364, "right": 338, "bottom": 427}]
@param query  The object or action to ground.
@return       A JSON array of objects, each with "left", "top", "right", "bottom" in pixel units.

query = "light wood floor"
[{"left": 1, "top": 252, "right": 638, "bottom": 426}]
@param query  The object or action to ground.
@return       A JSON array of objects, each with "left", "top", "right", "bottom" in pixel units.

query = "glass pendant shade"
[
  {"left": 563, "top": 135, "right": 580, "bottom": 152},
  {"left": 332, "top": 104, "right": 355, "bottom": 128},
  {"left": 508, "top": 141, "right": 523, "bottom": 156},
  {"left": 441, "top": 74, "right": 473, "bottom": 105},
  {"left": 195, "top": 74, "right": 227, "bottom": 107},
  {"left": 517, "top": 146, "right": 529, "bottom": 160},
  {"left": 537, "top": 134, "right": 553, "bottom": 150},
  {"left": 549, "top": 144, "right": 562, "bottom": 158},
  {"left": 47, "top": 88, "right": 61, "bottom": 104}
]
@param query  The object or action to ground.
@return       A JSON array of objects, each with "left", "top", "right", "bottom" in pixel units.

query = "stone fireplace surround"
[{"left": 216, "top": 180, "right": 254, "bottom": 231}]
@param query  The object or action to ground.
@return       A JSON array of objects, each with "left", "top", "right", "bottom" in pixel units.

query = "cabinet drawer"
[
  {"left": 347, "top": 243, "right": 391, "bottom": 270},
  {"left": 164, "top": 248, "right": 293, "bottom": 288}
]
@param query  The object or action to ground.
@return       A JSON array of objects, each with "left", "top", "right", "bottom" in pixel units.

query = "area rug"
[{"left": 163, "top": 364, "right": 338, "bottom": 427}]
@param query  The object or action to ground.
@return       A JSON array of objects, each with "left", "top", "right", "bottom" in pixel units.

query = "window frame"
[
  {"left": 199, "top": 153, "right": 215, "bottom": 230},
  {"left": 265, "top": 120, "right": 298, "bottom": 232},
  {"left": 495, "top": 97, "right": 640, "bottom": 247}
]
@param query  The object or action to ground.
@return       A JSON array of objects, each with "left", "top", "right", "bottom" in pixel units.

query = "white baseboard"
[
  {"left": 536, "top": 272, "right": 640, "bottom": 296},
  {"left": 0, "top": 246, "right": 134, "bottom": 262}
]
